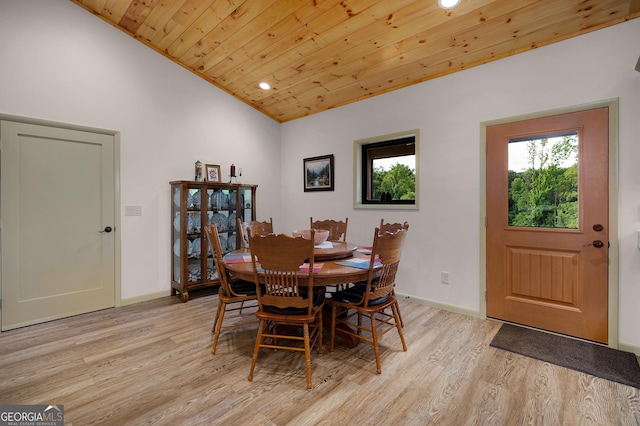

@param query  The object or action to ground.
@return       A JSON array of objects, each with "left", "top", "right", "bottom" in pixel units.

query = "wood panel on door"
[
  {"left": 1, "top": 121, "right": 116, "bottom": 330},
  {"left": 486, "top": 108, "right": 609, "bottom": 343}
]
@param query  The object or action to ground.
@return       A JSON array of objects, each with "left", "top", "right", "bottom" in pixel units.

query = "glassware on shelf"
[
  {"left": 228, "top": 212, "right": 236, "bottom": 230},
  {"left": 190, "top": 190, "right": 200, "bottom": 209},
  {"left": 211, "top": 213, "right": 227, "bottom": 231},
  {"left": 192, "top": 237, "right": 201, "bottom": 257},
  {"left": 209, "top": 191, "right": 220, "bottom": 211}
]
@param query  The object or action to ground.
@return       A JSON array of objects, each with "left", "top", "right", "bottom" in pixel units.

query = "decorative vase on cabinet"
[{"left": 170, "top": 180, "right": 257, "bottom": 301}]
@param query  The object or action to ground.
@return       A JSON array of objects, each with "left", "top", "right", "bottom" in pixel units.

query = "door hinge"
[
  {"left": 485, "top": 290, "right": 487, "bottom": 301},
  {"left": 485, "top": 216, "right": 488, "bottom": 227}
]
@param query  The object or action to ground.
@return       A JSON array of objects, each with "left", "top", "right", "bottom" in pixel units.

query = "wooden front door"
[
  {"left": 1, "top": 121, "right": 116, "bottom": 330},
  {"left": 486, "top": 107, "right": 609, "bottom": 343}
]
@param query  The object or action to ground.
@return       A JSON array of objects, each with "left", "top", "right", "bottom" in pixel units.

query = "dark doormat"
[{"left": 490, "top": 323, "right": 640, "bottom": 389}]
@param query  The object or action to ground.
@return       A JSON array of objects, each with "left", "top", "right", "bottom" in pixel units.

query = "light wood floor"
[{"left": 1, "top": 292, "right": 639, "bottom": 425}]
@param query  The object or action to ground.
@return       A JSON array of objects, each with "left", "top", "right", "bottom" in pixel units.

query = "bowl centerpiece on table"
[{"left": 292, "top": 229, "right": 330, "bottom": 245}]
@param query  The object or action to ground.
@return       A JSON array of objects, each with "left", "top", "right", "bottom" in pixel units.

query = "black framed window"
[{"left": 361, "top": 136, "right": 416, "bottom": 205}]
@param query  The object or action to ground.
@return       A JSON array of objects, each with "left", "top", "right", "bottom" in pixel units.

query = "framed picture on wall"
[
  {"left": 303, "top": 154, "right": 334, "bottom": 192},
  {"left": 205, "top": 164, "right": 221, "bottom": 182}
]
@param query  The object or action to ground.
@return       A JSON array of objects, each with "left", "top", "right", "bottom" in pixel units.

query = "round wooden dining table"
[
  {"left": 223, "top": 241, "right": 371, "bottom": 348},
  {"left": 222, "top": 241, "right": 371, "bottom": 286}
]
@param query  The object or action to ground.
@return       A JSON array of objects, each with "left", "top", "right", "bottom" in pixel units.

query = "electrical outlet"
[{"left": 440, "top": 271, "right": 449, "bottom": 284}]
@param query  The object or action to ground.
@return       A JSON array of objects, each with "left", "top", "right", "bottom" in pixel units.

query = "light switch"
[{"left": 124, "top": 205, "right": 142, "bottom": 216}]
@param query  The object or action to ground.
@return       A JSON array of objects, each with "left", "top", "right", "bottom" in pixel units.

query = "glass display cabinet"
[{"left": 170, "top": 180, "right": 257, "bottom": 301}]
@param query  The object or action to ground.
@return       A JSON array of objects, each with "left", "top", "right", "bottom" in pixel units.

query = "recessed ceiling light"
[
  {"left": 438, "top": 0, "right": 460, "bottom": 9},
  {"left": 259, "top": 82, "right": 270, "bottom": 90}
]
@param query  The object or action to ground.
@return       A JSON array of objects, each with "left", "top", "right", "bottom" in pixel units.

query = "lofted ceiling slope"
[{"left": 70, "top": 0, "right": 640, "bottom": 123}]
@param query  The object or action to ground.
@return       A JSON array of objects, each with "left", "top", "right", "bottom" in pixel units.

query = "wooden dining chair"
[
  {"left": 328, "top": 223, "right": 409, "bottom": 374},
  {"left": 310, "top": 217, "right": 348, "bottom": 242},
  {"left": 378, "top": 219, "right": 409, "bottom": 327},
  {"left": 379, "top": 218, "right": 409, "bottom": 235},
  {"left": 204, "top": 223, "right": 258, "bottom": 354},
  {"left": 237, "top": 217, "right": 274, "bottom": 248},
  {"left": 247, "top": 229, "right": 325, "bottom": 389},
  {"left": 310, "top": 216, "right": 350, "bottom": 292}
]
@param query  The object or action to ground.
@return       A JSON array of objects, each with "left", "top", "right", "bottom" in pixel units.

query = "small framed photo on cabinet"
[
  {"left": 205, "top": 164, "right": 221, "bottom": 182},
  {"left": 303, "top": 154, "right": 334, "bottom": 192}
]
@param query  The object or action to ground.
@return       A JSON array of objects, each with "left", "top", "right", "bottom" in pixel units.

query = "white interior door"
[{"left": 1, "top": 121, "right": 116, "bottom": 330}]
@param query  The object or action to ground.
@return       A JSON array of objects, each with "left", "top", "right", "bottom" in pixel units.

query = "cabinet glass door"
[
  {"left": 206, "top": 187, "right": 238, "bottom": 267},
  {"left": 171, "top": 185, "right": 182, "bottom": 284},
  {"left": 186, "top": 185, "right": 203, "bottom": 283},
  {"left": 239, "top": 187, "right": 253, "bottom": 223}
]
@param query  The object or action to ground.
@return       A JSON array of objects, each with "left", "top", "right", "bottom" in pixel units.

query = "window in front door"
[{"left": 507, "top": 131, "right": 579, "bottom": 229}]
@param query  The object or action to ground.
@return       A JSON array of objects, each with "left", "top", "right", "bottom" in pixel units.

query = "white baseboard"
[
  {"left": 618, "top": 342, "right": 640, "bottom": 357},
  {"left": 396, "top": 292, "right": 481, "bottom": 319},
  {"left": 121, "top": 290, "right": 172, "bottom": 306}
]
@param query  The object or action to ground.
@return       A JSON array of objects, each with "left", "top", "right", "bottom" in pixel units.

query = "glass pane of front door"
[{"left": 507, "top": 132, "right": 579, "bottom": 228}]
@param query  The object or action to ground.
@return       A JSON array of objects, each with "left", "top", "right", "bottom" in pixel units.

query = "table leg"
[{"left": 323, "top": 304, "right": 359, "bottom": 349}]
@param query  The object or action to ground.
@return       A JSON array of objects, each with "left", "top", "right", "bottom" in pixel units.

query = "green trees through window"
[
  {"left": 508, "top": 134, "right": 579, "bottom": 228},
  {"left": 373, "top": 163, "right": 416, "bottom": 201}
]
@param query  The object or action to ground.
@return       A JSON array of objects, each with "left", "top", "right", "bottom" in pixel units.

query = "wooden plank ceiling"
[{"left": 71, "top": 0, "right": 639, "bottom": 123}]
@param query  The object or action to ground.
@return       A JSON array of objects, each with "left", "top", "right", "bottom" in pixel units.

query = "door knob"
[
  {"left": 593, "top": 224, "right": 604, "bottom": 232},
  {"left": 100, "top": 226, "right": 113, "bottom": 233},
  {"left": 584, "top": 240, "right": 604, "bottom": 248}
]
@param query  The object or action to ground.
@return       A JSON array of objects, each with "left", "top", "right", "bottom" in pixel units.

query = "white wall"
[
  {"left": 281, "top": 19, "right": 640, "bottom": 353},
  {"left": 0, "top": 0, "right": 282, "bottom": 300}
]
